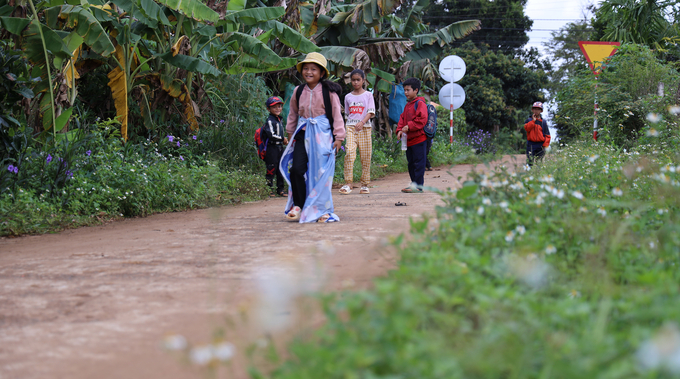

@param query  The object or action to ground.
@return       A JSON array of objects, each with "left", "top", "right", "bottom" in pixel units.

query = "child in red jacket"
[
  {"left": 524, "top": 101, "right": 551, "bottom": 166},
  {"left": 396, "top": 78, "right": 429, "bottom": 193}
]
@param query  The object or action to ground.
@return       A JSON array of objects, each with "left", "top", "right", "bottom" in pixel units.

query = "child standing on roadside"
[
  {"left": 281, "top": 52, "right": 345, "bottom": 223},
  {"left": 339, "top": 69, "right": 375, "bottom": 195},
  {"left": 396, "top": 78, "right": 428, "bottom": 193},
  {"left": 261, "top": 96, "right": 288, "bottom": 197},
  {"left": 524, "top": 101, "right": 551, "bottom": 166}
]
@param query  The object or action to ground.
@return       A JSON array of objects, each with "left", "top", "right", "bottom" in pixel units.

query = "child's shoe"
[
  {"left": 360, "top": 186, "right": 370, "bottom": 194},
  {"left": 286, "top": 206, "right": 301, "bottom": 221},
  {"left": 401, "top": 185, "right": 423, "bottom": 193},
  {"left": 339, "top": 185, "right": 352, "bottom": 195},
  {"left": 317, "top": 214, "right": 331, "bottom": 223}
]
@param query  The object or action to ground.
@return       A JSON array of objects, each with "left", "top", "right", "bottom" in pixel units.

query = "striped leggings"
[{"left": 343, "top": 125, "right": 372, "bottom": 186}]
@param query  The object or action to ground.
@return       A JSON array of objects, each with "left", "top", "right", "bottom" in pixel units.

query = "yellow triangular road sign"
[{"left": 578, "top": 41, "right": 620, "bottom": 75}]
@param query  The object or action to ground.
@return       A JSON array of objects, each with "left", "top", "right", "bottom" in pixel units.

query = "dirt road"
[{"left": 0, "top": 156, "right": 523, "bottom": 379}]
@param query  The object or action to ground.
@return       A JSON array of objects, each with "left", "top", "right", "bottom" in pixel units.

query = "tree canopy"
[{"left": 422, "top": 0, "right": 532, "bottom": 55}]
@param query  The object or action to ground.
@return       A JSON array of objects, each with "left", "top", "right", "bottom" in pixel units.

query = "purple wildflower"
[
  {"left": 192, "top": 135, "right": 197, "bottom": 140},
  {"left": 7, "top": 165, "right": 14, "bottom": 172},
  {"left": 66, "top": 170, "right": 73, "bottom": 179},
  {"left": 341, "top": 146, "right": 345, "bottom": 151},
  {"left": 199, "top": 140, "right": 203, "bottom": 143},
  {"left": 167, "top": 135, "right": 174, "bottom": 142},
  {"left": 220, "top": 119, "right": 225, "bottom": 123},
  {"left": 46, "top": 154, "right": 53, "bottom": 163},
  {"left": 180, "top": 155, "right": 184, "bottom": 161},
  {"left": 176, "top": 141, "right": 180, "bottom": 147},
  {"left": 13, "top": 166, "right": 18, "bottom": 174},
  {"left": 86, "top": 150, "right": 91, "bottom": 156}
]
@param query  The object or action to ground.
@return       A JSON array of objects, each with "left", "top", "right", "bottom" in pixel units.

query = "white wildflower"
[
  {"left": 545, "top": 245, "right": 556, "bottom": 255},
  {"left": 612, "top": 188, "right": 623, "bottom": 196},
  {"left": 597, "top": 207, "right": 607, "bottom": 217},
  {"left": 499, "top": 201, "right": 509, "bottom": 209},
  {"left": 505, "top": 231, "right": 515, "bottom": 242},
  {"left": 571, "top": 191, "right": 584, "bottom": 200},
  {"left": 477, "top": 206, "right": 484, "bottom": 215},
  {"left": 669, "top": 105, "right": 680, "bottom": 116},
  {"left": 455, "top": 206, "right": 464, "bottom": 214},
  {"left": 163, "top": 334, "right": 187, "bottom": 351},
  {"left": 588, "top": 154, "right": 599, "bottom": 163},
  {"left": 646, "top": 128, "right": 660, "bottom": 137},
  {"left": 646, "top": 113, "right": 662, "bottom": 123},
  {"left": 482, "top": 197, "right": 492, "bottom": 205},
  {"left": 190, "top": 345, "right": 213, "bottom": 366},
  {"left": 515, "top": 225, "right": 526, "bottom": 235},
  {"left": 213, "top": 342, "right": 235, "bottom": 361},
  {"left": 637, "top": 323, "right": 680, "bottom": 373}
]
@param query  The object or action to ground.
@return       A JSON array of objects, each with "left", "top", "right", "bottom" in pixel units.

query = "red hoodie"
[{"left": 396, "top": 96, "right": 428, "bottom": 147}]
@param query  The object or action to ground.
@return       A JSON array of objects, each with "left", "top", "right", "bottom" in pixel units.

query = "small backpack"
[
  {"left": 254, "top": 125, "right": 268, "bottom": 160},
  {"left": 415, "top": 100, "right": 438, "bottom": 138}
]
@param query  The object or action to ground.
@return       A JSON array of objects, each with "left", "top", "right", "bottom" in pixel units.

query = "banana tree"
[{"left": 292, "top": 0, "right": 480, "bottom": 134}]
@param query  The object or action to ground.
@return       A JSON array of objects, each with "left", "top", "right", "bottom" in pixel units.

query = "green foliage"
[
  {"left": 422, "top": 0, "right": 532, "bottom": 55},
  {"left": 260, "top": 139, "right": 680, "bottom": 379},
  {"left": 445, "top": 41, "right": 548, "bottom": 133},
  {"left": 554, "top": 44, "right": 680, "bottom": 146},
  {"left": 592, "top": 0, "right": 679, "bottom": 50},
  {"left": 543, "top": 19, "right": 595, "bottom": 94},
  {"left": 0, "top": 40, "right": 34, "bottom": 129}
]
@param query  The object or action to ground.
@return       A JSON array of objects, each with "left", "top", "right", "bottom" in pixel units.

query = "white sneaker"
[
  {"left": 360, "top": 186, "right": 370, "bottom": 194},
  {"left": 339, "top": 184, "right": 352, "bottom": 195}
]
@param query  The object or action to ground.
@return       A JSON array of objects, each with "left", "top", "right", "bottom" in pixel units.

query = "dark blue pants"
[
  {"left": 526, "top": 141, "right": 545, "bottom": 166},
  {"left": 406, "top": 140, "right": 426, "bottom": 187},
  {"left": 425, "top": 137, "right": 433, "bottom": 169}
]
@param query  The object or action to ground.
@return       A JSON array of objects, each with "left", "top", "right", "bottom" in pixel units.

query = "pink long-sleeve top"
[{"left": 286, "top": 84, "right": 346, "bottom": 141}]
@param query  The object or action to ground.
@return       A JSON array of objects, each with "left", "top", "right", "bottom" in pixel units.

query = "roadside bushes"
[
  {"left": 260, "top": 139, "right": 680, "bottom": 378},
  {"left": 554, "top": 44, "right": 680, "bottom": 146}
]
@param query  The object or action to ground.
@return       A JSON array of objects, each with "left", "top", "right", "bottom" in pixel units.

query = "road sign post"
[
  {"left": 438, "top": 55, "right": 466, "bottom": 145},
  {"left": 578, "top": 41, "right": 620, "bottom": 141}
]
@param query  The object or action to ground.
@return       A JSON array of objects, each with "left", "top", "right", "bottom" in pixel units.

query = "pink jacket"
[{"left": 286, "top": 84, "right": 346, "bottom": 141}]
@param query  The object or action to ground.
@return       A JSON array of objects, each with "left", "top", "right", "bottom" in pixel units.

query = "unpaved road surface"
[{"left": 0, "top": 156, "right": 523, "bottom": 379}]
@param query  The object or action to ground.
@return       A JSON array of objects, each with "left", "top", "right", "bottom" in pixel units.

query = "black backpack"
[{"left": 415, "top": 100, "right": 438, "bottom": 138}]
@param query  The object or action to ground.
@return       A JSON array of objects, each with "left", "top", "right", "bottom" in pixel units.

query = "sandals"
[
  {"left": 277, "top": 191, "right": 288, "bottom": 197},
  {"left": 339, "top": 185, "right": 352, "bottom": 195},
  {"left": 317, "top": 214, "right": 331, "bottom": 223},
  {"left": 401, "top": 187, "right": 423, "bottom": 193},
  {"left": 360, "top": 186, "right": 370, "bottom": 194},
  {"left": 286, "top": 206, "right": 301, "bottom": 221}
]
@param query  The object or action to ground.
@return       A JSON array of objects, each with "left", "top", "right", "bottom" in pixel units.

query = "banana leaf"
[
  {"left": 222, "top": 55, "right": 297, "bottom": 74},
  {"left": 0, "top": 16, "right": 30, "bottom": 35},
  {"left": 319, "top": 46, "right": 370, "bottom": 70},
  {"left": 221, "top": 32, "right": 285, "bottom": 66},
  {"left": 154, "top": 0, "right": 219, "bottom": 22},
  {"left": 257, "top": 20, "right": 320, "bottom": 54},
  {"left": 158, "top": 51, "right": 221, "bottom": 76},
  {"left": 410, "top": 20, "right": 480, "bottom": 49},
  {"left": 227, "top": 0, "right": 247, "bottom": 11},
  {"left": 44, "top": 5, "right": 116, "bottom": 56},
  {"left": 219, "top": 7, "right": 285, "bottom": 27},
  {"left": 107, "top": 45, "right": 128, "bottom": 140}
]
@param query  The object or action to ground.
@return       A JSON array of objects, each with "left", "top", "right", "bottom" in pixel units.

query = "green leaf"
[
  {"left": 44, "top": 5, "right": 116, "bottom": 56},
  {"left": 55, "top": 107, "right": 74, "bottom": 132},
  {"left": 0, "top": 17, "right": 31, "bottom": 35},
  {"left": 220, "top": 7, "right": 285, "bottom": 27},
  {"left": 318, "top": 46, "right": 369, "bottom": 70},
  {"left": 23, "top": 19, "right": 73, "bottom": 71},
  {"left": 257, "top": 20, "right": 320, "bottom": 54},
  {"left": 53, "top": 31, "right": 83, "bottom": 68},
  {"left": 222, "top": 56, "right": 297, "bottom": 74},
  {"left": 155, "top": 0, "right": 219, "bottom": 22},
  {"left": 137, "top": 0, "right": 171, "bottom": 26},
  {"left": 226, "top": 0, "right": 246, "bottom": 11},
  {"left": 158, "top": 51, "right": 221, "bottom": 76},
  {"left": 371, "top": 67, "right": 395, "bottom": 82},
  {"left": 456, "top": 182, "right": 478, "bottom": 200},
  {"left": 221, "top": 32, "right": 284, "bottom": 66},
  {"left": 12, "top": 86, "right": 35, "bottom": 99}
]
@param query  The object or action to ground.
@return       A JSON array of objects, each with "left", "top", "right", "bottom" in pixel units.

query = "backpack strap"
[{"left": 294, "top": 83, "right": 335, "bottom": 141}]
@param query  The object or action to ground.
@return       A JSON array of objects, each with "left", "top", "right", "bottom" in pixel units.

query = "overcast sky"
[{"left": 524, "top": 0, "right": 602, "bottom": 58}]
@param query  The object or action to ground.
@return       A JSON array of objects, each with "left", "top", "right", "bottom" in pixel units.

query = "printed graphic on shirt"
[{"left": 348, "top": 102, "right": 365, "bottom": 117}]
